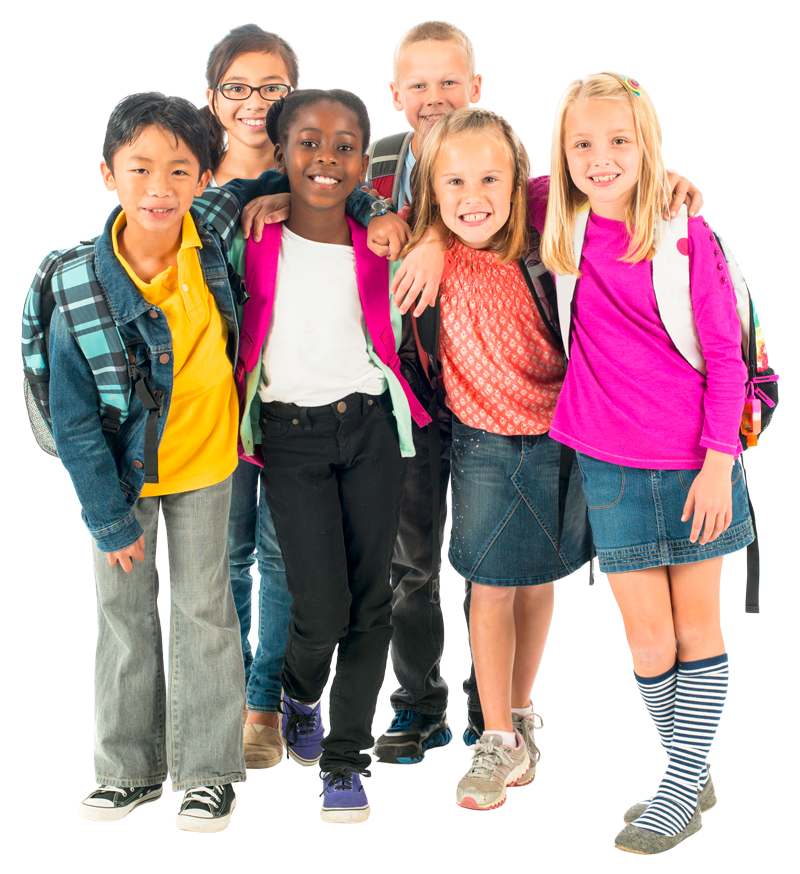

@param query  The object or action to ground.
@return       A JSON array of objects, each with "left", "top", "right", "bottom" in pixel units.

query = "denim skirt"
[
  {"left": 448, "top": 422, "right": 593, "bottom": 586},
  {"left": 575, "top": 452, "right": 755, "bottom": 574}
]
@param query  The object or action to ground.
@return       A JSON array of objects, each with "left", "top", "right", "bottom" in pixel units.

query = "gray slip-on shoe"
[
  {"left": 615, "top": 806, "right": 702, "bottom": 855},
  {"left": 624, "top": 769, "right": 716, "bottom": 823}
]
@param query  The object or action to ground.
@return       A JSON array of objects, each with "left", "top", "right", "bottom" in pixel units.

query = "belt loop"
[{"left": 299, "top": 407, "right": 312, "bottom": 431}]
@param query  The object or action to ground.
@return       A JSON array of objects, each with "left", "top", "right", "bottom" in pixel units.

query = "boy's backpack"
[
  {"left": 555, "top": 207, "right": 779, "bottom": 611},
  {"left": 366, "top": 132, "right": 414, "bottom": 202},
  {"left": 22, "top": 243, "right": 162, "bottom": 480}
]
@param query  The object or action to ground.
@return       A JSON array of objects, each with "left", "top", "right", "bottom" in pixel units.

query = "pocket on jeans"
[
  {"left": 679, "top": 462, "right": 742, "bottom": 491},
  {"left": 259, "top": 415, "right": 291, "bottom": 439},
  {"left": 577, "top": 454, "right": 625, "bottom": 509},
  {"left": 452, "top": 419, "right": 484, "bottom": 438}
]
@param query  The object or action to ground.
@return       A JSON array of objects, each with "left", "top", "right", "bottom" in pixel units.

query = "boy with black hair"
[{"left": 45, "top": 92, "right": 247, "bottom": 832}]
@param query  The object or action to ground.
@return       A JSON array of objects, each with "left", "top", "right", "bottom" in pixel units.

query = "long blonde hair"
[
  {"left": 402, "top": 108, "right": 530, "bottom": 264},
  {"left": 540, "top": 73, "right": 671, "bottom": 275}
]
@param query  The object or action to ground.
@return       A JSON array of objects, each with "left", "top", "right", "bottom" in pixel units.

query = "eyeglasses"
[{"left": 218, "top": 83, "right": 292, "bottom": 102}]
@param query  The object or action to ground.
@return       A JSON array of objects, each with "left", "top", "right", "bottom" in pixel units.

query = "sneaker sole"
[
  {"left": 283, "top": 740, "right": 322, "bottom": 767},
  {"left": 79, "top": 787, "right": 163, "bottom": 822},
  {"left": 376, "top": 727, "right": 453, "bottom": 764},
  {"left": 320, "top": 804, "right": 370, "bottom": 824},
  {"left": 176, "top": 798, "right": 236, "bottom": 833},
  {"left": 510, "top": 765, "right": 537, "bottom": 787}
]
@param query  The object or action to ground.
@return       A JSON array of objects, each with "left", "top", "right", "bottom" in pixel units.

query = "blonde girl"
[
  {"left": 541, "top": 73, "right": 753, "bottom": 854},
  {"left": 404, "top": 108, "right": 593, "bottom": 811}
]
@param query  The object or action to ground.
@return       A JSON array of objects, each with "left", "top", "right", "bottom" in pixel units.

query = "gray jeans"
[{"left": 91, "top": 475, "right": 246, "bottom": 791}]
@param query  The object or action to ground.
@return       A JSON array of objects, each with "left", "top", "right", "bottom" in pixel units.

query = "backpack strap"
[
  {"left": 554, "top": 206, "right": 590, "bottom": 355},
  {"left": 651, "top": 211, "right": 706, "bottom": 374},
  {"left": 367, "top": 132, "right": 413, "bottom": 203}
]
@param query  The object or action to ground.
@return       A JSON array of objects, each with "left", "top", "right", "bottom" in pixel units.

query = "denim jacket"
[{"left": 49, "top": 190, "right": 242, "bottom": 553}]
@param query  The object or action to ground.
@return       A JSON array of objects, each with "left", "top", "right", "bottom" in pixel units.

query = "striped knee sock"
[
  {"left": 634, "top": 664, "right": 710, "bottom": 797},
  {"left": 635, "top": 662, "right": 677, "bottom": 752},
  {"left": 633, "top": 653, "right": 728, "bottom": 835}
]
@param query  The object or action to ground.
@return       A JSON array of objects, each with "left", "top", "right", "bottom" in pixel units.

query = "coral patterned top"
[{"left": 439, "top": 238, "right": 565, "bottom": 436}]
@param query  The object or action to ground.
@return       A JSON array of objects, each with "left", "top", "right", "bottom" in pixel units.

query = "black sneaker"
[
  {"left": 463, "top": 713, "right": 485, "bottom": 747},
  {"left": 79, "top": 784, "right": 162, "bottom": 821},
  {"left": 176, "top": 784, "right": 236, "bottom": 833},
  {"left": 374, "top": 710, "right": 453, "bottom": 764}
]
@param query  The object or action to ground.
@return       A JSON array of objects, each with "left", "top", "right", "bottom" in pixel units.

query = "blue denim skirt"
[
  {"left": 575, "top": 452, "right": 755, "bottom": 574},
  {"left": 448, "top": 422, "right": 593, "bottom": 586}
]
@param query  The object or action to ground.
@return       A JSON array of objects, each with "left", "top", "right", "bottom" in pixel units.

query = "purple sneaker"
[
  {"left": 280, "top": 691, "right": 324, "bottom": 766},
  {"left": 320, "top": 770, "right": 370, "bottom": 823}
]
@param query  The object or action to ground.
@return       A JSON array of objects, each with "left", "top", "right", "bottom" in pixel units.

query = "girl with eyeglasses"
[{"left": 200, "top": 23, "right": 299, "bottom": 773}]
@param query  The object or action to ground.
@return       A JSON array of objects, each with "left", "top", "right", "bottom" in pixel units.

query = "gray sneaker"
[
  {"left": 624, "top": 768, "right": 716, "bottom": 823},
  {"left": 456, "top": 733, "right": 530, "bottom": 810},
  {"left": 511, "top": 710, "right": 542, "bottom": 787}
]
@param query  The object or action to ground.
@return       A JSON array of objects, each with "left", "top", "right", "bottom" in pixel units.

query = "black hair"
[
  {"left": 265, "top": 89, "right": 371, "bottom": 155},
  {"left": 103, "top": 92, "right": 211, "bottom": 175},
  {"left": 201, "top": 24, "right": 300, "bottom": 170}
]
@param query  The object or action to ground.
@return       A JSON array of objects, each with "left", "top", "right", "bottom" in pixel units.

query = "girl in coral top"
[
  {"left": 402, "top": 108, "right": 593, "bottom": 811},
  {"left": 541, "top": 73, "right": 753, "bottom": 854}
]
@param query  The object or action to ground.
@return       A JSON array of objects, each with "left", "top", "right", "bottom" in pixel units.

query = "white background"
[{"left": 2, "top": 1, "right": 797, "bottom": 871}]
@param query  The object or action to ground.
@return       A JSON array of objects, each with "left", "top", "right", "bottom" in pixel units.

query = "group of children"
[{"left": 27, "top": 18, "right": 756, "bottom": 854}]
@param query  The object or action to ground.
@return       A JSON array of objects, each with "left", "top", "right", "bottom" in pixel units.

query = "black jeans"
[
  {"left": 390, "top": 361, "right": 481, "bottom": 721},
  {"left": 259, "top": 391, "right": 406, "bottom": 772}
]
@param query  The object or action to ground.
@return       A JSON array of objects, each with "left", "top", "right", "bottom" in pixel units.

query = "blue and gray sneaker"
[
  {"left": 280, "top": 690, "right": 324, "bottom": 766},
  {"left": 374, "top": 709, "right": 453, "bottom": 764},
  {"left": 320, "top": 769, "right": 370, "bottom": 823},
  {"left": 462, "top": 714, "right": 484, "bottom": 747}
]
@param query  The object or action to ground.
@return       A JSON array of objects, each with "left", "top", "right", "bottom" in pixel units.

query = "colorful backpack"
[
  {"left": 555, "top": 206, "right": 779, "bottom": 610},
  {"left": 22, "top": 243, "right": 162, "bottom": 479}
]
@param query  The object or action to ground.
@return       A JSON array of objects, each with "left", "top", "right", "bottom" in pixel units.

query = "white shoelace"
[{"left": 184, "top": 786, "right": 222, "bottom": 808}]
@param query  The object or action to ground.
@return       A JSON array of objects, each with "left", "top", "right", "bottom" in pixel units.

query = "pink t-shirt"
[{"left": 549, "top": 211, "right": 746, "bottom": 469}]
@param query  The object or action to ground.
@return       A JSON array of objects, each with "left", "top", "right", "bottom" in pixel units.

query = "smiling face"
[
  {"left": 391, "top": 40, "right": 481, "bottom": 145},
  {"left": 101, "top": 124, "right": 210, "bottom": 239},
  {"left": 274, "top": 101, "right": 368, "bottom": 214},
  {"left": 207, "top": 51, "right": 293, "bottom": 151},
  {"left": 563, "top": 98, "right": 642, "bottom": 220},
  {"left": 433, "top": 131, "right": 514, "bottom": 250}
]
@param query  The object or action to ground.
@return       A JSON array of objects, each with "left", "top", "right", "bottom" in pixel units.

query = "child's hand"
[
  {"left": 665, "top": 172, "right": 704, "bottom": 219},
  {"left": 360, "top": 185, "right": 385, "bottom": 200},
  {"left": 106, "top": 535, "right": 146, "bottom": 573},
  {"left": 681, "top": 450, "right": 734, "bottom": 545},
  {"left": 242, "top": 193, "right": 292, "bottom": 241},
  {"left": 391, "top": 233, "right": 447, "bottom": 316},
  {"left": 368, "top": 212, "right": 410, "bottom": 261}
]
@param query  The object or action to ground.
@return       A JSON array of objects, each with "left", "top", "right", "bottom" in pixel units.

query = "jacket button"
[
  {"left": 159, "top": 353, "right": 170, "bottom": 363},
  {"left": 367, "top": 399, "right": 374, "bottom": 405},
  {"left": 337, "top": 401, "right": 347, "bottom": 413},
  {"left": 716, "top": 264, "right": 724, "bottom": 270},
  {"left": 292, "top": 418, "right": 299, "bottom": 425},
  {"left": 149, "top": 309, "right": 158, "bottom": 319},
  {"left": 133, "top": 460, "right": 143, "bottom": 469}
]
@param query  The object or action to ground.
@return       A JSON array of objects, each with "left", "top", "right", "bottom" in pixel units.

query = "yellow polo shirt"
[{"left": 113, "top": 211, "right": 238, "bottom": 496}]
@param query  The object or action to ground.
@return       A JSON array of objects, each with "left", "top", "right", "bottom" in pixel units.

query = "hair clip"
[{"left": 622, "top": 76, "right": 641, "bottom": 96}]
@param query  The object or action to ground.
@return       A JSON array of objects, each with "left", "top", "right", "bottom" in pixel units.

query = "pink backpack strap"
[{"left": 348, "top": 218, "right": 431, "bottom": 427}]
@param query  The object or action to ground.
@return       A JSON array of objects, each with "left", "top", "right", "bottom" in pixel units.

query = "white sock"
[
  {"left": 482, "top": 730, "right": 518, "bottom": 748},
  {"left": 511, "top": 704, "right": 532, "bottom": 717}
]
